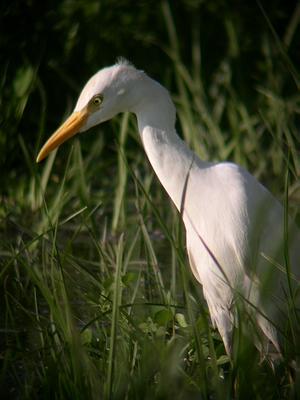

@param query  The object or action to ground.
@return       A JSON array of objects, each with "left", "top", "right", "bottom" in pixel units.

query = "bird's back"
[{"left": 183, "top": 160, "right": 299, "bottom": 356}]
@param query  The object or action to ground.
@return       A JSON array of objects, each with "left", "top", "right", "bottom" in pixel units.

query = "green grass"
[{"left": 1, "top": 2, "right": 300, "bottom": 399}]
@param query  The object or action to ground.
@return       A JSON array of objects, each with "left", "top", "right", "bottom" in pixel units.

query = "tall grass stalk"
[
  {"left": 112, "top": 113, "right": 130, "bottom": 231},
  {"left": 105, "top": 234, "right": 123, "bottom": 398}
]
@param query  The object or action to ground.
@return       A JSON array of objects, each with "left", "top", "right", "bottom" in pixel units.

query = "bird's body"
[{"left": 37, "top": 59, "right": 299, "bottom": 358}]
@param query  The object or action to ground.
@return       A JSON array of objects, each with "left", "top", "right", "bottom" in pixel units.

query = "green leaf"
[
  {"left": 148, "top": 305, "right": 166, "bottom": 320},
  {"left": 175, "top": 313, "right": 188, "bottom": 328},
  {"left": 122, "top": 271, "right": 135, "bottom": 285},
  {"left": 80, "top": 328, "right": 93, "bottom": 345},
  {"left": 217, "top": 355, "right": 230, "bottom": 365},
  {"left": 156, "top": 309, "right": 174, "bottom": 325}
]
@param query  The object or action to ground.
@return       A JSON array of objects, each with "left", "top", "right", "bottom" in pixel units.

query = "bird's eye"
[{"left": 92, "top": 94, "right": 103, "bottom": 106}]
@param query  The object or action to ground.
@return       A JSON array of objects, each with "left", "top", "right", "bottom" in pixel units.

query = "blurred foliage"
[{"left": 1, "top": 0, "right": 299, "bottom": 184}]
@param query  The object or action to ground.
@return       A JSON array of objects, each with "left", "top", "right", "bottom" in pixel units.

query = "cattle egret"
[{"left": 37, "top": 59, "right": 299, "bottom": 359}]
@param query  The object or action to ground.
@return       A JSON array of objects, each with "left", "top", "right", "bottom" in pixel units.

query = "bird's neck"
[
  {"left": 140, "top": 125, "right": 197, "bottom": 210},
  {"left": 132, "top": 79, "right": 203, "bottom": 210}
]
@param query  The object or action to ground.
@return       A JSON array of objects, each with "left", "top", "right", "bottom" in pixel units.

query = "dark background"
[{"left": 1, "top": 0, "right": 299, "bottom": 180}]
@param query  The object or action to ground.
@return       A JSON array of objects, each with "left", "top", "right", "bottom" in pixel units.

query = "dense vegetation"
[{"left": 1, "top": 1, "right": 299, "bottom": 398}]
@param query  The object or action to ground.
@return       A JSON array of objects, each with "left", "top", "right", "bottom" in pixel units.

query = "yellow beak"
[{"left": 36, "top": 109, "right": 89, "bottom": 162}]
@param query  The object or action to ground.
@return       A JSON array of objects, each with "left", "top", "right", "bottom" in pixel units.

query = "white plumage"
[{"left": 37, "top": 60, "right": 299, "bottom": 358}]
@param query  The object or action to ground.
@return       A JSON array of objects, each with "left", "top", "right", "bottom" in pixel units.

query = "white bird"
[{"left": 37, "top": 59, "right": 299, "bottom": 359}]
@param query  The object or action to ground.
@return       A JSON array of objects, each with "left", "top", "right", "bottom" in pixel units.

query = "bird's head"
[{"left": 36, "top": 59, "right": 143, "bottom": 162}]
